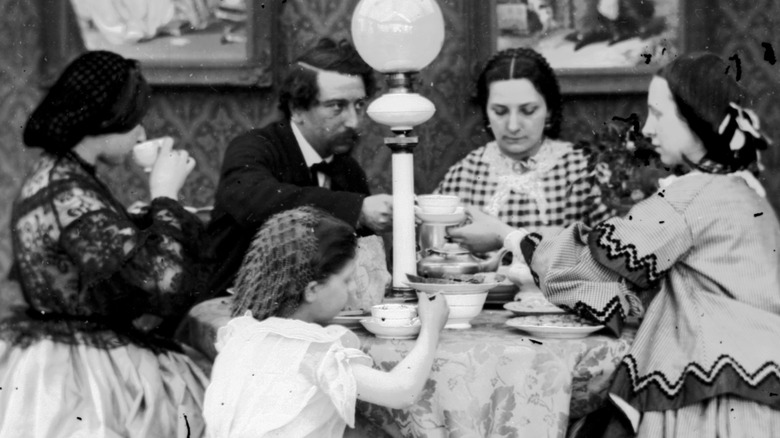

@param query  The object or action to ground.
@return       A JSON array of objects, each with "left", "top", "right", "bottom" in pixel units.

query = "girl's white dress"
[{"left": 204, "top": 314, "right": 373, "bottom": 438}]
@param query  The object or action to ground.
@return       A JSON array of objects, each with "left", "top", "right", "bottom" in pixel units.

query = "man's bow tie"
[{"left": 310, "top": 161, "right": 335, "bottom": 177}]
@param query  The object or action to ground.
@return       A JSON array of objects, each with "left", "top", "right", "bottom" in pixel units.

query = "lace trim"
[
  {"left": 0, "top": 307, "right": 182, "bottom": 353},
  {"left": 589, "top": 222, "right": 665, "bottom": 287},
  {"left": 482, "top": 139, "right": 572, "bottom": 223},
  {"left": 612, "top": 354, "right": 780, "bottom": 411}
]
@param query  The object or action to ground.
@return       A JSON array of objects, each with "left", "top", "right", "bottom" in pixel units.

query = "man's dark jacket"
[{"left": 206, "top": 120, "right": 371, "bottom": 294}]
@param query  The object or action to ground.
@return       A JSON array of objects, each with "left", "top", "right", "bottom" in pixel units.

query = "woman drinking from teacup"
[
  {"left": 0, "top": 51, "right": 210, "bottom": 437},
  {"left": 462, "top": 52, "right": 780, "bottom": 437},
  {"left": 436, "top": 48, "right": 614, "bottom": 253}
]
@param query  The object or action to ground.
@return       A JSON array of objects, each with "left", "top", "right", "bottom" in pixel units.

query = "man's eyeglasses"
[{"left": 316, "top": 98, "right": 367, "bottom": 117}]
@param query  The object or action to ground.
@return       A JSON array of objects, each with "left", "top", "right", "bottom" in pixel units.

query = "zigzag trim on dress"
[
  {"left": 568, "top": 296, "right": 625, "bottom": 335},
  {"left": 570, "top": 297, "right": 624, "bottom": 322},
  {"left": 591, "top": 223, "right": 665, "bottom": 284},
  {"left": 620, "top": 353, "right": 780, "bottom": 396}
]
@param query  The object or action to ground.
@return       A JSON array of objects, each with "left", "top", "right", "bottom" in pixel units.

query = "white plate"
[
  {"left": 414, "top": 206, "right": 466, "bottom": 225},
  {"left": 404, "top": 281, "right": 498, "bottom": 295},
  {"left": 505, "top": 315, "right": 604, "bottom": 339},
  {"left": 503, "top": 300, "right": 566, "bottom": 316},
  {"left": 360, "top": 318, "right": 421, "bottom": 339}
]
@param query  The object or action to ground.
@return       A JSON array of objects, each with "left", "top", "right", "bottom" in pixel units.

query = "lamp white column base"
[{"left": 391, "top": 152, "right": 417, "bottom": 292}]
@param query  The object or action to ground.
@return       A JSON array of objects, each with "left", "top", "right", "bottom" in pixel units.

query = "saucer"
[
  {"left": 360, "top": 317, "right": 421, "bottom": 339},
  {"left": 415, "top": 206, "right": 466, "bottom": 225},
  {"left": 331, "top": 310, "right": 369, "bottom": 329}
]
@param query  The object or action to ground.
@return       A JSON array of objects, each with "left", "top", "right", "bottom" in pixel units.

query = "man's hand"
[{"left": 359, "top": 194, "right": 393, "bottom": 233}]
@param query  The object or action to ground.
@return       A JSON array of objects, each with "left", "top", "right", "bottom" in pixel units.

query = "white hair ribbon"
[{"left": 718, "top": 103, "right": 763, "bottom": 151}]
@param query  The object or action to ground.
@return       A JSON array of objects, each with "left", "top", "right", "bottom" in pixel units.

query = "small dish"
[
  {"left": 505, "top": 315, "right": 604, "bottom": 339},
  {"left": 414, "top": 206, "right": 466, "bottom": 225},
  {"left": 360, "top": 317, "right": 421, "bottom": 339}
]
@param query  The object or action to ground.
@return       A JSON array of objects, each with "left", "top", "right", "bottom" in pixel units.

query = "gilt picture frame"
[
  {"left": 482, "top": 0, "right": 697, "bottom": 94},
  {"left": 40, "top": 0, "right": 278, "bottom": 87}
]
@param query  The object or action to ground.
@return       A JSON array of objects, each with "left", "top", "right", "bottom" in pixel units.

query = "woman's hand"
[
  {"left": 148, "top": 137, "right": 196, "bottom": 200},
  {"left": 446, "top": 206, "right": 515, "bottom": 253}
]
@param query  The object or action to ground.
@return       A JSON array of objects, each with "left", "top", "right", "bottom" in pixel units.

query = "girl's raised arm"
[{"left": 351, "top": 292, "right": 448, "bottom": 409}]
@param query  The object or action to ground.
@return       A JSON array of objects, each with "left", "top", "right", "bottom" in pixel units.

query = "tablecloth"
[{"left": 178, "top": 298, "right": 635, "bottom": 438}]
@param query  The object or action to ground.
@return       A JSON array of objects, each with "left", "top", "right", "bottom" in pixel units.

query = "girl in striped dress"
[{"left": 460, "top": 52, "right": 780, "bottom": 437}]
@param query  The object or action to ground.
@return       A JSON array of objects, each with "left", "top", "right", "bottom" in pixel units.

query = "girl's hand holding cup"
[
  {"left": 416, "top": 291, "right": 449, "bottom": 334},
  {"left": 147, "top": 138, "right": 196, "bottom": 201}
]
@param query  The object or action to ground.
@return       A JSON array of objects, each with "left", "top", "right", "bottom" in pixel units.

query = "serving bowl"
[
  {"left": 405, "top": 274, "right": 496, "bottom": 329},
  {"left": 439, "top": 290, "right": 489, "bottom": 329}
]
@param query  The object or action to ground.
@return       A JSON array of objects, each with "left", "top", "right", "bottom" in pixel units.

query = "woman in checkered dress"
[{"left": 437, "top": 48, "right": 614, "bottom": 253}]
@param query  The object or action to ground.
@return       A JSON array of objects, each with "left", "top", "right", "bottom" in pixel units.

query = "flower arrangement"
[{"left": 574, "top": 115, "right": 674, "bottom": 216}]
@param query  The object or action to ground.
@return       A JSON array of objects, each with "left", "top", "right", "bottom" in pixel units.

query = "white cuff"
[{"left": 503, "top": 229, "right": 529, "bottom": 252}]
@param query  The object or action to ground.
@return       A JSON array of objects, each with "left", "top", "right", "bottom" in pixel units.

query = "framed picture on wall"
[
  {"left": 488, "top": 0, "right": 687, "bottom": 94},
  {"left": 40, "top": 0, "right": 277, "bottom": 87}
]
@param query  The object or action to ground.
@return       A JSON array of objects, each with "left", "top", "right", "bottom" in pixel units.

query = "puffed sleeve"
[
  {"left": 56, "top": 182, "right": 208, "bottom": 318},
  {"left": 587, "top": 194, "right": 693, "bottom": 289},
  {"left": 522, "top": 193, "right": 691, "bottom": 335},
  {"left": 314, "top": 330, "right": 372, "bottom": 427},
  {"left": 527, "top": 224, "right": 645, "bottom": 336}
]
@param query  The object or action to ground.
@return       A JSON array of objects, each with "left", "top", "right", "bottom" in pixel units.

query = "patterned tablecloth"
[{"left": 178, "top": 298, "right": 635, "bottom": 438}]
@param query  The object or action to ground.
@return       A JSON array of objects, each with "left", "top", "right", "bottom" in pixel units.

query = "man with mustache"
[{"left": 206, "top": 38, "right": 393, "bottom": 296}]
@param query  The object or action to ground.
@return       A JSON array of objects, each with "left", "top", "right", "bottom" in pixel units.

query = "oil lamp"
[{"left": 351, "top": 0, "right": 445, "bottom": 295}]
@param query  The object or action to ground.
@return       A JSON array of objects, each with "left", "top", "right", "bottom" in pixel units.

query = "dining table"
[{"left": 177, "top": 296, "right": 635, "bottom": 438}]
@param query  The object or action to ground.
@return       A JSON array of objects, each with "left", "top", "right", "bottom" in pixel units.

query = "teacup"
[
  {"left": 371, "top": 303, "right": 417, "bottom": 327},
  {"left": 132, "top": 138, "right": 166, "bottom": 172},
  {"left": 416, "top": 194, "right": 460, "bottom": 215}
]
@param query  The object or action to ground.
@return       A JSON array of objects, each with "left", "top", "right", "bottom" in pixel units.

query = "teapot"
[{"left": 417, "top": 243, "right": 507, "bottom": 278}]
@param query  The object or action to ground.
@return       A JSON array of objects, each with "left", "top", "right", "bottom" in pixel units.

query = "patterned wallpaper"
[{"left": 0, "top": 0, "right": 778, "bottom": 284}]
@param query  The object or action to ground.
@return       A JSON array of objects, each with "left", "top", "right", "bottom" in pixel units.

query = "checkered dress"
[{"left": 435, "top": 139, "right": 613, "bottom": 229}]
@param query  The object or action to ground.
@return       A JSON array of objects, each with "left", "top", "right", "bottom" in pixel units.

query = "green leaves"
[{"left": 574, "top": 118, "right": 672, "bottom": 216}]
